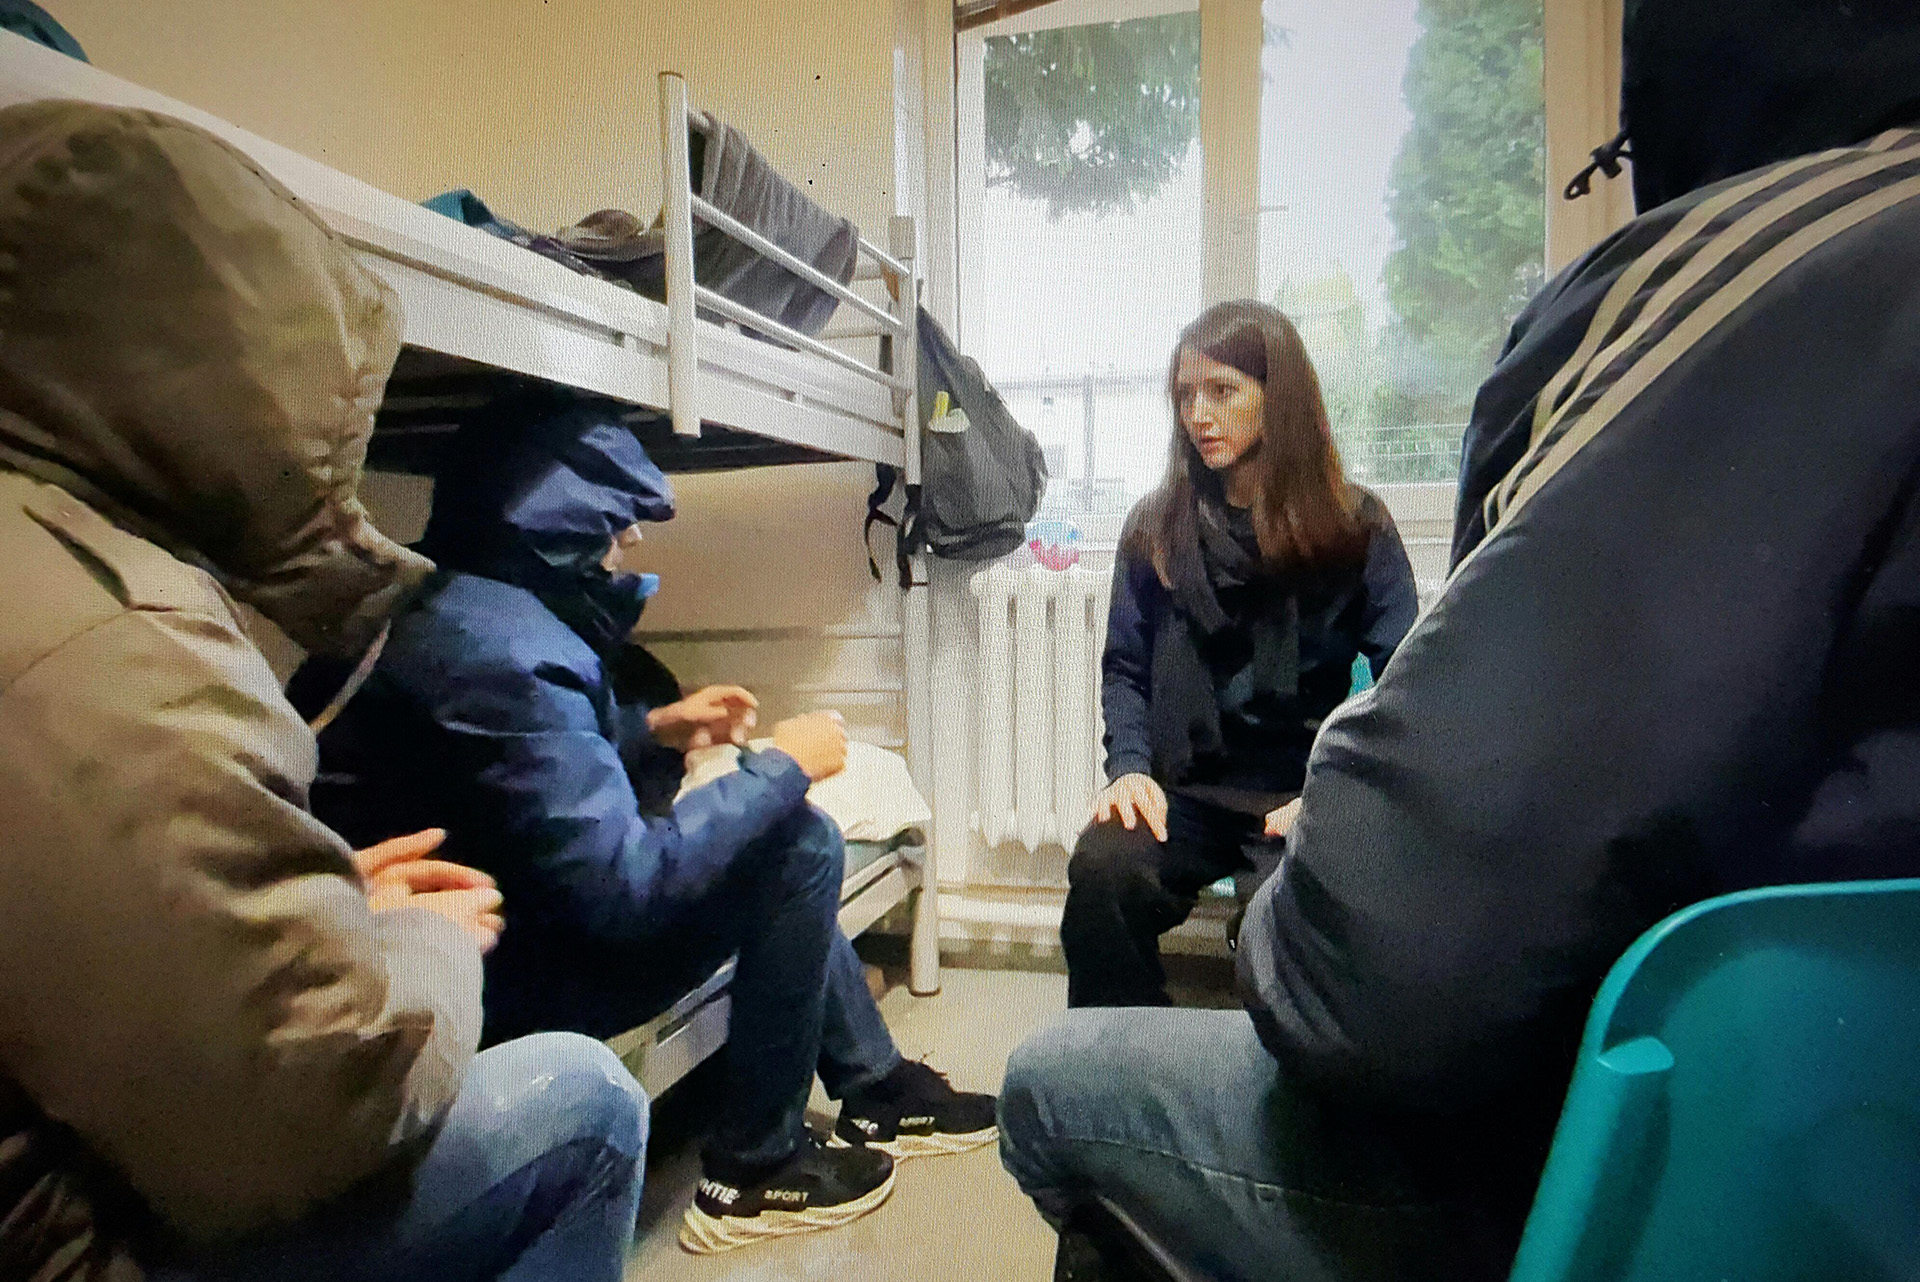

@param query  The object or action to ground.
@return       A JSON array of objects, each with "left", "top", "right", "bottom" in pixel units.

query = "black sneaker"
[
  {"left": 679, "top": 1136, "right": 895, "bottom": 1255},
  {"left": 832, "top": 1059, "right": 1000, "bottom": 1159}
]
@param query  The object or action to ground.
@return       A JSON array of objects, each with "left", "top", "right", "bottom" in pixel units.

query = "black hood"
[{"left": 1621, "top": 0, "right": 1920, "bottom": 212}]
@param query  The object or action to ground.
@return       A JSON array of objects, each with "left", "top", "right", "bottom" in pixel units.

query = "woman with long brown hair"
[{"left": 1063, "top": 299, "right": 1418, "bottom": 1007}]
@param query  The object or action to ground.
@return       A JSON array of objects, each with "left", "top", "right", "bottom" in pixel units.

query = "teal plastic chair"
[{"left": 1510, "top": 877, "right": 1920, "bottom": 1282}]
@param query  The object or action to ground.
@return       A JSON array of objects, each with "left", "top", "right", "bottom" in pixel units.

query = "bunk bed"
[{"left": 0, "top": 32, "right": 940, "bottom": 1100}]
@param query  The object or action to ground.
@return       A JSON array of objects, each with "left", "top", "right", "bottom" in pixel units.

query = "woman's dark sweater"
[{"left": 1099, "top": 495, "right": 1419, "bottom": 803}]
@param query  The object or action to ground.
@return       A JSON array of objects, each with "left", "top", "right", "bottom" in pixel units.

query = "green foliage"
[
  {"left": 1382, "top": 0, "right": 1546, "bottom": 385},
  {"left": 982, "top": 13, "right": 1202, "bottom": 220}
]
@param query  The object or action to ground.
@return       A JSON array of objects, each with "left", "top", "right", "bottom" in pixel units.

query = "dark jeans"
[
  {"left": 157, "top": 1034, "right": 647, "bottom": 1282},
  {"left": 1061, "top": 791, "right": 1281, "bottom": 1008},
  {"left": 999, "top": 1009, "right": 1513, "bottom": 1282},
  {"left": 539, "top": 805, "right": 900, "bottom": 1175}
]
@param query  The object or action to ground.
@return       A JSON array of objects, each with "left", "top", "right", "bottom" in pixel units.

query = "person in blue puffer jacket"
[{"left": 293, "top": 398, "right": 994, "bottom": 1256}]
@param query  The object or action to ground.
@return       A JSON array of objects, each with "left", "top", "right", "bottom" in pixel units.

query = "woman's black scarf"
[{"left": 1147, "top": 483, "right": 1300, "bottom": 784}]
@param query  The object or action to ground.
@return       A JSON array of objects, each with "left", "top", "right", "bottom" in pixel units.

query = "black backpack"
[{"left": 867, "top": 306, "right": 1047, "bottom": 584}]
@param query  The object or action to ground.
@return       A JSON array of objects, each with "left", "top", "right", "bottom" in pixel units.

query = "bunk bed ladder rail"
[
  {"left": 886, "top": 212, "right": 940, "bottom": 995},
  {"left": 656, "top": 70, "right": 939, "bottom": 994},
  {"left": 655, "top": 71, "right": 916, "bottom": 438}
]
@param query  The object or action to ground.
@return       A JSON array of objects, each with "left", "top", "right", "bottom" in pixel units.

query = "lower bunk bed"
[{"left": 607, "top": 829, "right": 932, "bottom": 1099}]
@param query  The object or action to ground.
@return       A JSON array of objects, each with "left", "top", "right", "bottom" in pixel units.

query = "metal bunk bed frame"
[
  {"left": 0, "top": 36, "right": 942, "bottom": 1098},
  {"left": 614, "top": 73, "right": 939, "bottom": 1099}
]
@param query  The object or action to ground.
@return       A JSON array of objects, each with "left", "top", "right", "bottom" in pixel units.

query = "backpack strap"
[
  {"left": 865, "top": 464, "right": 902, "bottom": 582},
  {"left": 897, "top": 483, "right": 923, "bottom": 590},
  {"left": 863, "top": 463, "right": 926, "bottom": 589}
]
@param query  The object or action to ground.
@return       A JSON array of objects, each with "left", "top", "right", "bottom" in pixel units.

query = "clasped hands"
[
  {"left": 353, "top": 829, "right": 503, "bottom": 954},
  {"left": 648, "top": 684, "right": 848, "bottom": 782},
  {"left": 645, "top": 684, "right": 759, "bottom": 752}
]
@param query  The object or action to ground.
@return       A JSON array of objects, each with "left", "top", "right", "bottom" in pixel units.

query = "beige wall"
[
  {"left": 49, "top": 0, "right": 915, "bottom": 742},
  {"left": 52, "top": 0, "right": 901, "bottom": 233}
]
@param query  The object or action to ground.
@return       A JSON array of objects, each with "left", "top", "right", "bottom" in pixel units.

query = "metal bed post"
[
  {"left": 658, "top": 71, "right": 700, "bottom": 438},
  {"left": 890, "top": 214, "right": 941, "bottom": 997}
]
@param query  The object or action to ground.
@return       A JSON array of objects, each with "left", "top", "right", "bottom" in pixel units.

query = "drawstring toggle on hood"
[{"left": 1564, "top": 127, "right": 1633, "bottom": 201}]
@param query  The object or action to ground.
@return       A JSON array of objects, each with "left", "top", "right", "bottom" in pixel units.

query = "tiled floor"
[{"left": 625, "top": 966, "right": 1070, "bottom": 1282}]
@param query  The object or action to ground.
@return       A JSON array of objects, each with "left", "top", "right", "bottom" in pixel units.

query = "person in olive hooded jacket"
[{"left": 0, "top": 101, "right": 645, "bottom": 1282}]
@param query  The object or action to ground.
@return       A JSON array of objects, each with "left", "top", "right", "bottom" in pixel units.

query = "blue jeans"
[
  {"left": 158, "top": 1033, "right": 647, "bottom": 1282},
  {"left": 485, "top": 804, "right": 899, "bottom": 1174},
  {"left": 703, "top": 804, "right": 900, "bottom": 1173},
  {"left": 999, "top": 1009, "right": 1510, "bottom": 1282},
  {"left": 475, "top": 804, "right": 899, "bottom": 1174},
  {"left": 818, "top": 925, "right": 903, "bottom": 1097}
]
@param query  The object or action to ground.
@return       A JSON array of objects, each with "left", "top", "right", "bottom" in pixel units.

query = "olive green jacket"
[{"left": 0, "top": 101, "right": 480, "bottom": 1281}]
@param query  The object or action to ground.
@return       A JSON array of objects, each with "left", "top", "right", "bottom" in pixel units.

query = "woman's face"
[{"left": 1175, "top": 347, "right": 1264, "bottom": 473}]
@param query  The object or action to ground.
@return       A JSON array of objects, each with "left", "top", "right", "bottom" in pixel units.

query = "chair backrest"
[{"left": 1509, "top": 878, "right": 1920, "bottom": 1282}]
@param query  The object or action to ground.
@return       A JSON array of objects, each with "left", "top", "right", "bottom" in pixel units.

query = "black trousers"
[{"left": 1061, "top": 790, "right": 1284, "bottom": 1008}]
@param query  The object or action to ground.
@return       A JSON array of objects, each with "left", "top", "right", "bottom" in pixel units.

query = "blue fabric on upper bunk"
[
  {"left": 0, "top": 1, "right": 86, "bottom": 62},
  {"left": 420, "top": 187, "right": 613, "bottom": 281}
]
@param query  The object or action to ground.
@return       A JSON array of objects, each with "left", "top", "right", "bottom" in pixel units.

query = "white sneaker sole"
[
  {"left": 830, "top": 1125, "right": 999, "bottom": 1160},
  {"left": 677, "top": 1167, "right": 898, "bottom": 1255}
]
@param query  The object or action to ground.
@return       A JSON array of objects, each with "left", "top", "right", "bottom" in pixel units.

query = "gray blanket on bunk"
[{"left": 555, "top": 118, "right": 858, "bottom": 338}]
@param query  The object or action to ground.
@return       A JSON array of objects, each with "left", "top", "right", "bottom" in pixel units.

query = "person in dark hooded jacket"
[
  {"left": 997, "top": 1, "right": 1920, "bottom": 1279},
  {"left": 297, "top": 398, "right": 996, "bottom": 1256}
]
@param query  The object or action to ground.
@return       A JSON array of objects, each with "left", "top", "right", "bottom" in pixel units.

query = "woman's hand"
[
  {"left": 646, "top": 684, "right": 759, "bottom": 751},
  {"left": 1091, "top": 773, "right": 1169, "bottom": 842},
  {"left": 1264, "top": 798, "right": 1302, "bottom": 840}
]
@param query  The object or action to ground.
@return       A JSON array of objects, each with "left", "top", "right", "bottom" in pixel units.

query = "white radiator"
[{"left": 969, "top": 562, "right": 1111, "bottom": 854}]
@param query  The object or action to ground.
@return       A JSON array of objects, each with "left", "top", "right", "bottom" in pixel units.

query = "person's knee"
[
  {"left": 1004, "top": 1010, "right": 1112, "bottom": 1094},
  {"left": 997, "top": 1028, "right": 1059, "bottom": 1154},
  {"left": 1066, "top": 821, "right": 1161, "bottom": 902},
  {"left": 473, "top": 1032, "right": 650, "bottom": 1164},
  {"left": 771, "top": 803, "right": 844, "bottom": 901},
  {"left": 998, "top": 1011, "right": 1114, "bottom": 1176}
]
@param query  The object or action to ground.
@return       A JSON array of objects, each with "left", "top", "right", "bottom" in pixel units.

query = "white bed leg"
[{"left": 909, "top": 876, "right": 942, "bottom": 996}]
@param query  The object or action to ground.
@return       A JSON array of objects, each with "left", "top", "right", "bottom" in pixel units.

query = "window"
[
  {"left": 955, "top": 0, "right": 1548, "bottom": 522},
  {"left": 1259, "top": 0, "right": 1544, "bottom": 486},
  {"left": 957, "top": 0, "right": 1203, "bottom": 522}
]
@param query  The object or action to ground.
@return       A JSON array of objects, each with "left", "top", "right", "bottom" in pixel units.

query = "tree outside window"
[{"left": 978, "top": 0, "right": 1546, "bottom": 496}]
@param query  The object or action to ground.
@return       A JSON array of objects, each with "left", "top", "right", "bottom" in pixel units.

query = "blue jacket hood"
[
  {"left": 1621, "top": 0, "right": 1920, "bottom": 212},
  {"left": 420, "top": 401, "right": 675, "bottom": 652}
]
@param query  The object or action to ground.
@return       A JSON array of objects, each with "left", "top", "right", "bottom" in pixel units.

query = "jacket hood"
[
  {"left": 1621, "top": 0, "right": 1920, "bottom": 212},
  {"left": 0, "top": 100, "right": 427, "bottom": 657},
  {"left": 420, "top": 400, "right": 675, "bottom": 653}
]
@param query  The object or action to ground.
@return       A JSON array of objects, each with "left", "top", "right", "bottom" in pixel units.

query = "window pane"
[
  {"left": 963, "top": 10, "right": 1202, "bottom": 518},
  {"left": 1260, "top": 0, "right": 1545, "bottom": 486}
]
